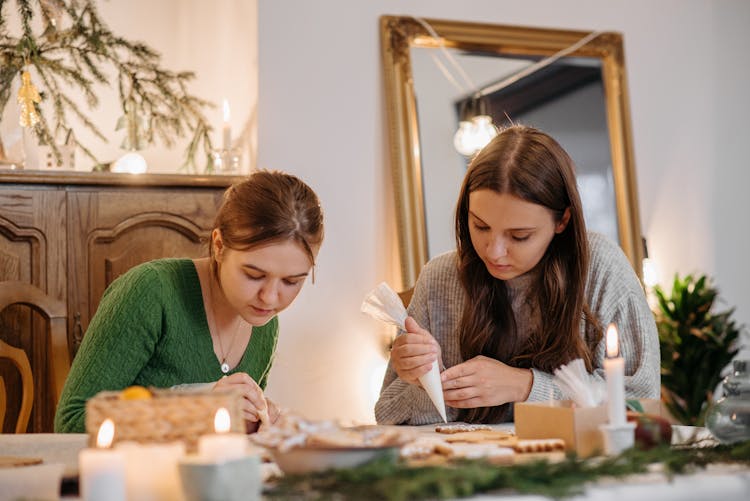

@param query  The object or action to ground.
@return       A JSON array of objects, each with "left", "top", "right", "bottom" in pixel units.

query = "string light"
[
  {"left": 411, "top": 17, "right": 600, "bottom": 159},
  {"left": 452, "top": 94, "right": 498, "bottom": 156}
]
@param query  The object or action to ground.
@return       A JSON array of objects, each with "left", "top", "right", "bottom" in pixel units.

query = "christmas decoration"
[
  {"left": 17, "top": 69, "right": 41, "bottom": 127},
  {"left": 0, "top": 0, "right": 216, "bottom": 172}
]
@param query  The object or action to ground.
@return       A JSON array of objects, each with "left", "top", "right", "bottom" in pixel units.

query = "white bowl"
[{"left": 270, "top": 446, "right": 397, "bottom": 475}]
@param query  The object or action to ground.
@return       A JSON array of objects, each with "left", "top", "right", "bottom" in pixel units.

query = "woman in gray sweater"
[{"left": 375, "top": 125, "right": 660, "bottom": 425}]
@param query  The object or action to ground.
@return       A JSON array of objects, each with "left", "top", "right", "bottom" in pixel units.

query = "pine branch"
[
  {"left": 1, "top": 0, "right": 216, "bottom": 171},
  {"left": 268, "top": 442, "right": 750, "bottom": 500}
]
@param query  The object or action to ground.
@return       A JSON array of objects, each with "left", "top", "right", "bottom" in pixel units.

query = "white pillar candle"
[
  {"left": 118, "top": 441, "right": 186, "bottom": 501},
  {"left": 222, "top": 99, "right": 232, "bottom": 150},
  {"left": 79, "top": 419, "right": 126, "bottom": 501},
  {"left": 604, "top": 323, "right": 627, "bottom": 426},
  {"left": 198, "top": 407, "right": 248, "bottom": 462}
]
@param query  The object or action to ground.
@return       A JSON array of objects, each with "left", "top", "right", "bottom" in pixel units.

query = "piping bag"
[{"left": 361, "top": 282, "right": 447, "bottom": 422}]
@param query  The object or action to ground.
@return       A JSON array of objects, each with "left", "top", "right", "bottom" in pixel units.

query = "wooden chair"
[
  {"left": 0, "top": 281, "right": 70, "bottom": 433},
  {"left": 0, "top": 340, "right": 34, "bottom": 433},
  {"left": 0, "top": 376, "right": 6, "bottom": 428}
]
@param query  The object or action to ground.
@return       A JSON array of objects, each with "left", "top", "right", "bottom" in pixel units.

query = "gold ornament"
[{"left": 18, "top": 70, "right": 42, "bottom": 128}]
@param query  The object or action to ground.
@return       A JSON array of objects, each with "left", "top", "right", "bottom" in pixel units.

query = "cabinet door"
[
  {"left": 0, "top": 187, "right": 67, "bottom": 432},
  {"left": 66, "top": 188, "right": 223, "bottom": 338}
]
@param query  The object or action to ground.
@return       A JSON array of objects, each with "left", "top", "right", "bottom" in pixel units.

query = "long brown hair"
[
  {"left": 454, "top": 125, "right": 602, "bottom": 423},
  {"left": 209, "top": 170, "right": 324, "bottom": 270}
]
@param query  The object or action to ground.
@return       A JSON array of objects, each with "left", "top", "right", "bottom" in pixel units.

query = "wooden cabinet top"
[{"left": 0, "top": 170, "right": 245, "bottom": 188}]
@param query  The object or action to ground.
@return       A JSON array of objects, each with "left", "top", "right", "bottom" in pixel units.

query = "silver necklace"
[{"left": 207, "top": 271, "right": 243, "bottom": 374}]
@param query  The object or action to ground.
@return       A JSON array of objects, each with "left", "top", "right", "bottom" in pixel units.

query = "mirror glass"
[
  {"left": 412, "top": 48, "right": 616, "bottom": 258},
  {"left": 380, "top": 16, "right": 642, "bottom": 289}
]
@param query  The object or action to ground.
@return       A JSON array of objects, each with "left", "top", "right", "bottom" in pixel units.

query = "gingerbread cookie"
[
  {"left": 442, "top": 430, "right": 516, "bottom": 444},
  {"left": 512, "top": 438, "right": 566, "bottom": 453},
  {"left": 435, "top": 423, "right": 493, "bottom": 434}
]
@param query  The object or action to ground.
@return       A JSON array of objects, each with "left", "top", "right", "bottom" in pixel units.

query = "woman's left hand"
[{"left": 441, "top": 355, "right": 533, "bottom": 408}]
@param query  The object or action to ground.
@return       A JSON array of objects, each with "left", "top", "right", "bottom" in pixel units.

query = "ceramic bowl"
[
  {"left": 270, "top": 446, "right": 398, "bottom": 475},
  {"left": 178, "top": 455, "right": 261, "bottom": 501}
]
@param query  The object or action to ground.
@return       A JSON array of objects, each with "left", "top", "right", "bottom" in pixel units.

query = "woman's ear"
[
  {"left": 555, "top": 208, "right": 571, "bottom": 234},
  {"left": 211, "top": 229, "right": 225, "bottom": 261}
]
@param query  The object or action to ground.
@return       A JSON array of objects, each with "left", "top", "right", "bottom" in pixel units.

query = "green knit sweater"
[{"left": 54, "top": 258, "right": 279, "bottom": 433}]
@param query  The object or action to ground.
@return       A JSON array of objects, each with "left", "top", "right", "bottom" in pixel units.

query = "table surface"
[
  {"left": 1, "top": 427, "right": 749, "bottom": 501},
  {"left": 0, "top": 433, "right": 87, "bottom": 478}
]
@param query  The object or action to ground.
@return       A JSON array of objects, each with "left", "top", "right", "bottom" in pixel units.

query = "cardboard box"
[
  {"left": 514, "top": 401, "right": 607, "bottom": 457},
  {"left": 514, "top": 399, "right": 664, "bottom": 457}
]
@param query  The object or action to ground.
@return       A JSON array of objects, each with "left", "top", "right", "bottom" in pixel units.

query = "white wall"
[
  {"left": 259, "top": 0, "right": 750, "bottom": 422},
  {"left": 7, "top": 1, "right": 745, "bottom": 423}
]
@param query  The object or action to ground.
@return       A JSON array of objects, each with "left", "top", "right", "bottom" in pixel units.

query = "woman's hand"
[
  {"left": 441, "top": 355, "right": 533, "bottom": 408},
  {"left": 213, "top": 372, "right": 270, "bottom": 432},
  {"left": 390, "top": 316, "right": 442, "bottom": 386}
]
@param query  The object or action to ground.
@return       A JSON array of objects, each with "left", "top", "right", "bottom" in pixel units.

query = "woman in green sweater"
[{"left": 55, "top": 170, "right": 324, "bottom": 433}]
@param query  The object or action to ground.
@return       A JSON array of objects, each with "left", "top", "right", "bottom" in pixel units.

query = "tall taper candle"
[
  {"left": 222, "top": 99, "right": 231, "bottom": 150},
  {"left": 603, "top": 323, "right": 626, "bottom": 426}
]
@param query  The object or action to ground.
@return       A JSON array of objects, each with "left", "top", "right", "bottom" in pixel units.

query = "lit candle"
[
  {"left": 603, "top": 323, "right": 626, "bottom": 426},
  {"left": 222, "top": 98, "right": 231, "bottom": 151},
  {"left": 118, "top": 441, "right": 186, "bottom": 501},
  {"left": 79, "top": 419, "right": 126, "bottom": 501},
  {"left": 198, "top": 407, "right": 248, "bottom": 462}
]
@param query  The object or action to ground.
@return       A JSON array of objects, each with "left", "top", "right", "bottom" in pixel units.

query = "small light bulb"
[
  {"left": 454, "top": 115, "right": 497, "bottom": 157},
  {"left": 471, "top": 115, "right": 498, "bottom": 148},
  {"left": 453, "top": 121, "right": 477, "bottom": 156}
]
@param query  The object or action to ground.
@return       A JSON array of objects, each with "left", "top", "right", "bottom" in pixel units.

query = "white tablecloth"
[{"left": 1, "top": 429, "right": 748, "bottom": 500}]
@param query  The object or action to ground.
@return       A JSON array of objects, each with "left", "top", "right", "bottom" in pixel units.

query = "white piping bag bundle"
[
  {"left": 553, "top": 358, "right": 605, "bottom": 407},
  {"left": 361, "top": 282, "right": 447, "bottom": 422}
]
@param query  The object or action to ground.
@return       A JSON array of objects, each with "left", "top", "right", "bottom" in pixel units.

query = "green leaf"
[
  {"left": 626, "top": 399, "right": 645, "bottom": 413},
  {"left": 654, "top": 272, "right": 744, "bottom": 425}
]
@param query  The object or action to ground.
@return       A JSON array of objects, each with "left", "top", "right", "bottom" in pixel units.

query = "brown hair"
[
  {"left": 454, "top": 125, "right": 602, "bottom": 423},
  {"left": 209, "top": 170, "right": 324, "bottom": 269}
]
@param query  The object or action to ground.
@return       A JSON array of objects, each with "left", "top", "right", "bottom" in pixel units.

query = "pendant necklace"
[{"left": 207, "top": 271, "right": 243, "bottom": 374}]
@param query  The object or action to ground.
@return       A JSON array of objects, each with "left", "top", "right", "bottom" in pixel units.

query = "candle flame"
[
  {"left": 606, "top": 324, "right": 619, "bottom": 358},
  {"left": 96, "top": 418, "right": 115, "bottom": 448},
  {"left": 222, "top": 99, "right": 231, "bottom": 122},
  {"left": 214, "top": 407, "right": 231, "bottom": 433}
]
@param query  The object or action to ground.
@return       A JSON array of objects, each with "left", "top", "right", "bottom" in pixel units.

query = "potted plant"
[{"left": 654, "top": 274, "right": 742, "bottom": 426}]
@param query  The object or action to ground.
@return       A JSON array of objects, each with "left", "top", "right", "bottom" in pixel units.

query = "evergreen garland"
[
  {"left": 0, "top": 0, "right": 215, "bottom": 171},
  {"left": 266, "top": 441, "right": 750, "bottom": 500}
]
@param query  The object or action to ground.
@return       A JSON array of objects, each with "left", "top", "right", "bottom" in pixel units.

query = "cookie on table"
[
  {"left": 434, "top": 423, "right": 493, "bottom": 434},
  {"left": 512, "top": 438, "right": 565, "bottom": 453},
  {"left": 442, "top": 430, "right": 517, "bottom": 444}
]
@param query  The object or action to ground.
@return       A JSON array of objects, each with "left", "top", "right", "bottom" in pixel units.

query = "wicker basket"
[{"left": 85, "top": 388, "right": 245, "bottom": 452}]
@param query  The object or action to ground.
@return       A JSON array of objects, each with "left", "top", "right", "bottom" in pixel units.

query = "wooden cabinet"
[{"left": 0, "top": 171, "right": 241, "bottom": 432}]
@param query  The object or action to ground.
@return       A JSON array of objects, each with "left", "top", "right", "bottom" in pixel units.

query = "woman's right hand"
[
  {"left": 391, "top": 316, "right": 442, "bottom": 385},
  {"left": 212, "top": 372, "right": 269, "bottom": 431}
]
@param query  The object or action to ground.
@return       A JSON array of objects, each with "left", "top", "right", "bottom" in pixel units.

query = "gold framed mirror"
[{"left": 380, "top": 15, "right": 642, "bottom": 291}]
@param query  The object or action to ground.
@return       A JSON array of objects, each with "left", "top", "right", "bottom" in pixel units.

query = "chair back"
[
  {"left": 0, "top": 376, "right": 6, "bottom": 428},
  {"left": 0, "top": 281, "right": 69, "bottom": 432},
  {"left": 0, "top": 340, "right": 34, "bottom": 433}
]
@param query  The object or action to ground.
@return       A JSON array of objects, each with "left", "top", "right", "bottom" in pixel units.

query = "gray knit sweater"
[{"left": 375, "top": 232, "right": 660, "bottom": 424}]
